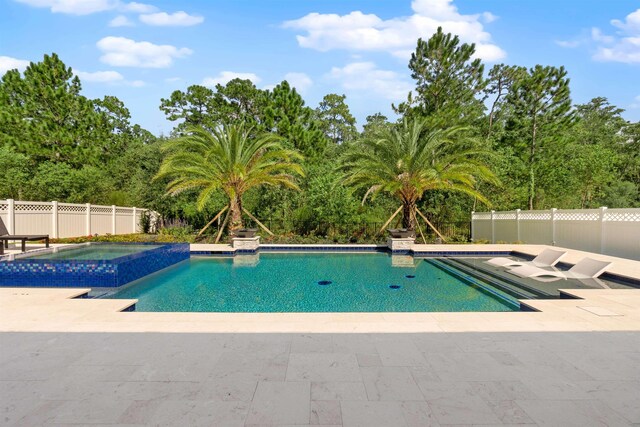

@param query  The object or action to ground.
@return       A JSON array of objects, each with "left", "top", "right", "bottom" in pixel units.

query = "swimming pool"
[{"left": 107, "top": 253, "right": 521, "bottom": 312}]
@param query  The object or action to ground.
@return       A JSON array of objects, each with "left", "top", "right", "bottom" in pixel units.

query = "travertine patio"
[
  {"left": 2, "top": 328, "right": 640, "bottom": 426},
  {"left": 1, "top": 245, "right": 639, "bottom": 426}
]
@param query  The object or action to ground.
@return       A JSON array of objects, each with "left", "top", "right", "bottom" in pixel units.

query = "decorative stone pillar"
[
  {"left": 232, "top": 236, "right": 260, "bottom": 252},
  {"left": 387, "top": 237, "right": 415, "bottom": 253}
]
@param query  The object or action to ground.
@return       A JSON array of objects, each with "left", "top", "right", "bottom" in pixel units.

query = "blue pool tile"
[{"left": 0, "top": 243, "right": 189, "bottom": 288}]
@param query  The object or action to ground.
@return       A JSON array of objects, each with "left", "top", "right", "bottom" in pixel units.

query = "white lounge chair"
[
  {"left": 485, "top": 248, "right": 566, "bottom": 268},
  {"left": 508, "top": 257, "right": 612, "bottom": 281}
]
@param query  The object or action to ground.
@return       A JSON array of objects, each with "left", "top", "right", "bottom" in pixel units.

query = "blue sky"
[{"left": 1, "top": 0, "right": 639, "bottom": 135}]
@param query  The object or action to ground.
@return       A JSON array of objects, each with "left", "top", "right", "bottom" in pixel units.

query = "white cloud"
[
  {"left": 481, "top": 12, "right": 497, "bottom": 24},
  {"left": 555, "top": 39, "right": 581, "bottom": 48},
  {"left": 591, "top": 28, "right": 615, "bottom": 44},
  {"left": 75, "top": 70, "right": 124, "bottom": 82},
  {"left": 14, "top": 0, "right": 115, "bottom": 15},
  {"left": 97, "top": 36, "right": 192, "bottom": 68},
  {"left": 611, "top": 8, "right": 640, "bottom": 34},
  {"left": 164, "top": 77, "right": 182, "bottom": 83},
  {"left": 283, "top": 0, "right": 505, "bottom": 61},
  {"left": 139, "top": 11, "right": 204, "bottom": 26},
  {"left": 109, "top": 14, "right": 134, "bottom": 27},
  {"left": 202, "top": 71, "right": 261, "bottom": 87},
  {"left": 327, "top": 62, "right": 413, "bottom": 100},
  {"left": 74, "top": 69, "right": 145, "bottom": 86},
  {"left": 119, "top": 1, "right": 155, "bottom": 13},
  {"left": 630, "top": 95, "right": 640, "bottom": 109},
  {"left": 591, "top": 8, "right": 640, "bottom": 63},
  {"left": 0, "top": 56, "right": 30, "bottom": 75},
  {"left": 13, "top": 0, "right": 156, "bottom": 15},
  {"left": 283, "top": 72, "right": 313, "bottom": 93}
]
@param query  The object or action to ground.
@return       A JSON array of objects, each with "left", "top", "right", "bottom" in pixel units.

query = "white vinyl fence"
[
  {"left": 472, "top": 207, "right": 640, "bottom": 261},
  {"left": 0, "top": 199, "right": 154, "bottom": 239}
]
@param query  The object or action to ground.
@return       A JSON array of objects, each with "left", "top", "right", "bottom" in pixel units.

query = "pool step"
[
  {"left": 425, "top": 259, "right": 522, "bottom": 310},
  {"left": 435, "top": 258, "right": 551, "bottom": 300}
]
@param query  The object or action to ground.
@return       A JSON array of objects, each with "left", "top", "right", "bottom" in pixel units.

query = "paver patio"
[{"left": 2, "top": 329, "right": 640, "bottom": 426}]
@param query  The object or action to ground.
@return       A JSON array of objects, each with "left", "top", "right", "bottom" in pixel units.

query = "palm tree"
[
  {"left": 156, "top": 124, "right": 304, "bottom": 235},
  {"left": 341, "top": 119, "right": 497, "bottom": 232}
]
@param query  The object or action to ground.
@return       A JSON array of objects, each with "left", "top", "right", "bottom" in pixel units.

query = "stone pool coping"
[{"left": 1, "top": 288, "right": 639, "bottom": 334}]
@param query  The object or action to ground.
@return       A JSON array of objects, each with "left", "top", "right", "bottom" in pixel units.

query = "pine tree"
[
  {"left": 484, "top": 64, "right": 527, "bottom": 138},
  {"left": 159, "top": 85, "right": 217, "bottom": 131},
  {"left": 0, "top": 53, "right": 104, "bottom": 166},
  {"left": 315, "top": 94, "right": 357, "bottom": 145},
  {"left": 505, "top": 65, "right": 574, "bottom": 209},
  {"left": 265, "top": 81, "right": 327, "bottom": 158},
  {"left": 405, "top": 27, "right": 487, "bottom": 127}
]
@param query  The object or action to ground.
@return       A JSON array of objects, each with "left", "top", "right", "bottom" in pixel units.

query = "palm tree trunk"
[
  {"left": 229, "top": 194, "right": 244, "bottom": 231},
  {"left": 401, "top": 200, "right": 416, "bottom": 230}
]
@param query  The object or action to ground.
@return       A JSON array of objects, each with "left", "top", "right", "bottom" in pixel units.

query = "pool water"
[
  {"left": 108, "top": 253, "right": 519, "bottom": 312},
  {"left": 28, "top": 245, "right": 154, "bottom": 261}
]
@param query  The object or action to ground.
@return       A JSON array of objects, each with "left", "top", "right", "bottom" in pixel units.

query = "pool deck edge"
[{"left": 1, "top": 286, "right": 638, "bottom": 334}]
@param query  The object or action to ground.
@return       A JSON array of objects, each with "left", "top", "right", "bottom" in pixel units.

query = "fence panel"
[
  {"left": 472, "top": 207, "right": 640, "bottom": 260},
  {"left": 1, "top": 199, "right": 152, "bottom": 239},
  {"left": 554, "top": 209, "right": 601, "bottom": 254},
  {"left": 115, "top": 207, "right": 133, "bottom": 234},
  {"left": 518, "top": 210, "right": 553, "bottom": 245},
  {"left": 13, "top": 201, "right": 52, "bottom": 236},
  {"left": 57, "top": 203, "right": 89, "bottom": 238},
  {"left": 493, "top": 211, "right": 518, "bottom": 242},
  {"left": 90, "top": 205, "right": 113, "bottom": 235},
  {"left": 471, "top": 212, "right": 492, "bottom": 242},
  {"left": 602, "top": 209, "right": 640, "bottom": 259}
]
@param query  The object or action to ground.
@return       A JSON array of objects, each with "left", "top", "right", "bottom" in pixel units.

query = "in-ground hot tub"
[{"left": 0, "top": 243, "right": 189, "bottom": 288}]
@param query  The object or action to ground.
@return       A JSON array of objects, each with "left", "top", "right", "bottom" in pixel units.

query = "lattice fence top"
[
  {"left": 14, "top": 203, "right": 53, "bottom": 212},
  {"left": 555, "top": 210, "right": 600, "bottom": 221},
  {"left": 494, "top": 212, "right": 516, "bottom": 220},
  {"left": 91, "top": 206, "right": 113, "bottom": 214},
  {"left": 116, "top": 208, "right": 133, "bottom": 214},
  {"left": 0, "top": 203, "right": 7, "bottom": 212},
  {"left": 604, "top": 210, "right": 640, "bottom": 222},
  {"left": 518, "top": 211, "right": 552, "bottom": 220},
  {"left": 472, "top": 212, "right": 492, "bottom": 220},
  {"left": 58, "top": 204, "right": 87, "bottom": 213}
]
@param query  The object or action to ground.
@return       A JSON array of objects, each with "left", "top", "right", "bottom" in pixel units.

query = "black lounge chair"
[{"left": 0, "top": 217, "right": 49, "bottom": 255}]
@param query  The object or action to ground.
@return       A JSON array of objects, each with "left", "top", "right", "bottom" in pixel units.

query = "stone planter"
[
  {"left": 233, "top": 228, "right": 258, "bottom": 238},
  {"left": 387, "top": 228, "right": 414, "bottom": 238}
]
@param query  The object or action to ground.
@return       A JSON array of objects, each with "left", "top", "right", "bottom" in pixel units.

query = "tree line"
[{"left": 1, "top": 28, "right": 638, "bottom": 241}]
